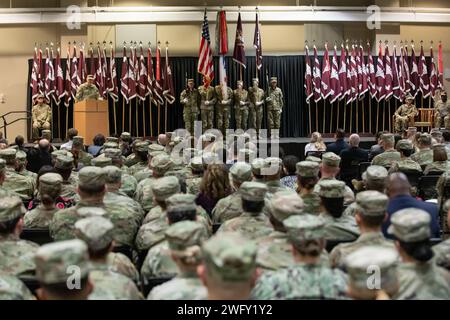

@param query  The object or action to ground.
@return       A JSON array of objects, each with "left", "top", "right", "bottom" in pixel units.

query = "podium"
[{"left": 73, "top": 100, "right": 109, "bottom": 144}]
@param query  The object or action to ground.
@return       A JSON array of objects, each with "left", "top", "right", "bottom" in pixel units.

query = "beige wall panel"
[
  {"left": 157, "top": 24, "right": 200, "bottom": 56},
  {"left": 87, "top": 24, "right": 115, "bottom": 46}
]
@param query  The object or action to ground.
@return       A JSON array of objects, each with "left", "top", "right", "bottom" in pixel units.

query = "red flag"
[
  {"left": 64, "top": 45, "right": 72, "bottom": 107},
  {"left": 154, "top": 43, "right": 165, "bottom": 105},
  {"left": 216, "top": 10, "right": 228, "bottom": 55},
  {"left": 438, "top": 42, "right": 444, "bottom": 90},
  {"left": 108, "top": 44, "right": 118, "bottom": 101},
  {"left": 198, "top": 10, "right": 214, "bottom": 82},
  {"left": 375, "top": 43, "right": 386, "bottom": 102},
  {"left": 137, "top": 43, "right": 148, "bottom": 102},
  {"left": 367, "top": 43, "right": 377, "bottom": 99},
  {"left": 359, "top": 44, "right": 368, "bottom": 99},
  {"left": 30, "top": 46, "right": 40, "bottom": 101},
  {"left": 321, "top": 43, "right": 331, "bottom": 100},
  {"left": 391, "top": 45, "right": 401, "bottom": 101},
  {"left": 44, "top": 46, "right": 55, "bottom": 101},
  {"left": 339, "top": 44, "right": 349, "bottom": 101},
  {"left": 304, "top": 44, "right": 313, "bottom": 104},
  {"left": 349, "top": 44, "right": 358, "bottom": 102},
  {"left": 78, "top": 44, "right": 87, "bottom": 84},
  {"left": 120, "top": 46, "right": 130, "bottom": 103},
  {"left": 330, "top": 45, "right": 340, "bottom": 103},
  {"left": 54, "top": 46, "right": 64, "bottom": 104},
  {"left": 163, "top": 44, "right": 176, "bottom": 104},
  {"left": 253, "top": 12, "right": 262, "bottom": 71},
  {"left": 410, "top": 43, "right": 419, "bottom": 97},
  {"left": 418, "top": 43, "right": 430, "bottom": 98},
  {"left": 430, "top": 45, "right": 438, "bottom": 99},
  {"left": 384, "top": 45, "right": 393, "bottom": 100},
  {"left": 70, "top": 44, "right": 79, "bottom": 99},
  {"left": 312, "top": 45, "right": 322, "bottom": 103}
]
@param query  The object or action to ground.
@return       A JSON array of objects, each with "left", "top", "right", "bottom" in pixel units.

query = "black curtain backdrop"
[{"left": 27, "top": 55, "right": 432, "bottom": 140}]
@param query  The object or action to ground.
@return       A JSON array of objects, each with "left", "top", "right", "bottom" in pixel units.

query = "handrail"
[{"left": 0, "top": 110, "right": 32, "bottom": 140}]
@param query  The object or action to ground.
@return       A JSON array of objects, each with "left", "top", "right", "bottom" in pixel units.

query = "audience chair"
[
  {"left": 418, "top": 175, "right": 441, "bottom": 200},
  {"left": 20, "top": 228, "right": 52, "bottom": 245}
]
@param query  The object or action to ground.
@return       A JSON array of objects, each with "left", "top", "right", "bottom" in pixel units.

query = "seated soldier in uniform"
[
  {"left": 388, "top": 139, "right": 422, "bottom": 175},
  {"left": 32, "top": 94, "right": 52, "bottom": 141}
]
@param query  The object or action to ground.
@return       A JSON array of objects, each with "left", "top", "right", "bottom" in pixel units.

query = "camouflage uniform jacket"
[
  {"left": 389, "top": 158, "right": 423, "bottom": 174},
  {"left": 135, "top": 217, "right": 168, "bottom": 251},
  {"left": 217, "top": 212, "right": 272, "bottom": 241},
  {"left": 104, "top": 190, "right": 144, "bottom": 226},
  {"left": 124, "top": 154, "right": 140, "bottom": 168},
  {"left": 329, "top": 232, "right": 395, "bottom": 268},
  {"left": 88, "top": 264, "right": 143, "bottom": 300},
  {"left": 0, "top": 234, "right": 39, "bottom": 276},
  {"left": 372, "top": 150, "right": 401, "bottom": 168},
  {"left": 77, "top": 150, "right": 93, "bottom": 167},
  {"left": 75, "top": 83, "right": 100, "bottom": 101},
  {"left": 267, "top": 87, "right": 284, "bottom": 111},
  {"left": 321, "top": 213, "right": 360, "bottom": 241},
  {"left": 3, "top": 167, "right": 34, "bottom": 201},
  {"left": 300, "top": 192, "right": 322, "bottom": 215},
  {"left": 343, "top": 202, "right": 357, "bottom": 217},
  {"left": 24, "top": 206, "right": 58, "bottom": 229},
  {"left": 433, "top": 238, "right": 450, "bottom": 270},
  {"left": 60, "top": 174, "right": 78, "bottom": 200},
  {"left": 0, "top": 274, "right": 35, "bottom": 300},
  {"left": 257, "top": 231, "right": 329, "bottom": 271},
  {"left": 120, "top": 172, "right": 138, "bottom": 198},
  {"left": 423, "top": 161, "right": 448, "bottom": 175},
  {"left": 212, "top": 191, "right": 243, "bottom": 224},
  {"left": 92, "top": 253, "right": 140, "bottom": 282},
  {"left": 140, "top": 240, "right": 178, "bottom": 279},
  {"left": 134, "top": 176, "right": 159, "bottom": 212},
  {"left": 147, "top": 271, "right": 207, "bottom": 300},
  {"left": 133, "top": 167, "right": 153, "bottom": 183},
  {"left": 185, "top": 175, "right": 202, "bottom": 195},
  {"left": 313, "top": 177, "right": 355, "bottom": 205},
  {"left": 410, "top": 148, "right": 433, "bottom": 167},
  {"left": 393, "top": 262, "right": 450, "bottom": 300},
  {"left": 251, "top": 263, "right": 348, "bottom": 300},
  {"left": 128, "top": 161, "right": 148, "bottom": 177}
]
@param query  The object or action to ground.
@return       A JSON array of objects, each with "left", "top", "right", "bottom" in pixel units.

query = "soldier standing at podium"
[{"left": 76, "top": 75, "right": 100, "bottom": 102}]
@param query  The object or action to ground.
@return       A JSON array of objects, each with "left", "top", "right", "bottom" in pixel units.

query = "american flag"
[{"left": 198, "top": 10, "right": 214, "bottom": 82}]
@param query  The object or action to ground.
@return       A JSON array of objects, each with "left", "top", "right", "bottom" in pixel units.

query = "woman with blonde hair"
[{"left": 304, "top": 132, "right": 326, "bottom": 156}]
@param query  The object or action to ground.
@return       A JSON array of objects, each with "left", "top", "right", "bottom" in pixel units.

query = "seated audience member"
[
  {"left": 296, "top": 161, "right": 321, "bottom": 215},
  {"left": 442, "top": 130, "right": 450, "bottom": 153},
  {"left": 326, "top": 129, "right": 349, "bottom": 155},
  {"left": 88, "top": 134, "right": 105, "bottom": 157},
  {"left": 423, "top": 144, "right": 448, "bottom": 175},
  {"left": 27, "top": 139, "right": 53, "bottom": 173},
  {"left": 14, "top": 135, "right": 26, "bottom": 152},
  {"left": 411, "top": 133, "right": 433, "bottom": 167},
  {"left": 368, "top": 131, "right": 387, "bottom": 161},
  {"left": 280, "top": 155, "right": 299, "bottom": 190},
  {"left": 388, "top": 139, "right": 422, "bottom": 175},
  {"left": 60, "top": 128, "right": 78, "bottom": 151},
  {"left": 371, "top": 133, "right": 400, "bottom": 169},
  {"left": 304, "top": 132, "right": 326, "bottom": 156},
  {"left": 339, "top": 134, "right": 368, "bottom": 187},
  {"left": 196, "top": 164, "right": 231, "bottom": 217}
]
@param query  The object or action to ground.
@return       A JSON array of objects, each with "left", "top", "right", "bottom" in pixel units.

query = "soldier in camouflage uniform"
[
  {"left": 330, "top": 191, "right": 394, "bottom": 269},
  {"left": 394, "top": 94, "right": 418, "bottom": 133},
  {"left": 318, "top": 180, "right": 360, "bottom": 241},
  {"left": 54, "top": 155, "right": 78, "bottom": 201},
  {"left": 32, "top": 94, "right": 52, "bottom": 140},
  {"left": 0, "top": 149, "right": 34, "bottom": 201},
  {"left": 410, "top": 133, "right": 433, "bottom": 167},
  {"left": 34, "top": 240, "right": 93, "bottom": 300},
  {"left": 198, "top": 79, "right": 217, "bottom": 131},
  {"left": 262, "top": 157, "right": 289, "bottom": 200},
  {"left": 75, "top": 74, "right": 100, "bottom": 102},
  {"left": 248, "top": 78, "right": 265, "bottom": 134},
  {"left": 234, "top": 80, "right": 250, "bottom": 130},
  {"left": 252, "top": 214, "right": 348, "bottom": 300},
  {"left": 0, "top": 196, "right": 39, "bottom": 276},
  {"left": 50, "top": 167, "right": 139, "bottom": 247},
  {"left": 214, "top": 83, "right": 233, "bottom": 135},
  {"left": 296, "top": 161, "right": 321, "bottom": 215},
  {"left": 0, "top": 159, "right": 18, "bottom": 198},
  {"left": 217, "top": 181, "right": 272, "bottom": 241},
  {"left": 423, "top": 144, "right": 448, "bottom": 175},
  {"left": 119, "top": 132, "right": 132, "bottom": 156},
  {"left": 388, "top": 139, "right": 422, "bottom": 175},
  {"left": 266, "top": 77, "right": 284, "bottom": 138},
  {"left": 71, "top": 136, "right": 93, "bottom": 169},
  {"left": 388, "top": 209, "right": 450, "bottom": 299},
  {"left": 134, "top": 144, "right": 166, "bottom": 183},
  {"left": 15, "top": 150, "right": 37, "bottom": 184},
  {"left": 185, "top": 156, "right": 203, "bottom": 195},
  {"left": 345, "top": 246, "right": 399, "bottom": 300},
  {"left": 103, "top": 148, "right": 137, "bottom": 197},
  {"left": 433, "top": 199, "right": 450, "bottom": 270},
  {"left": 74, "top": 216, "right": 141, "bottom": 292},
  {"left": 199, "top": 232, "right": 258, "bottom": 300},
  {"left": 24, "top": 173, "right": 63, "bottom": 228},
  {"left": 180, "top": 79, "right": 200, "bottom": 135},
  {"left": 148, "top": 221, "right": 207, "bottom": 300},
  {"left": 126, "top": 140, "right": 149, "bottom": 172},
  {"left": 372, "top": 134, "right": 401, "bottom": 169},
  {"left": 212, "top": 162, "right": 253, "bottom": 224},
  {"left": 434, "top": 91, "right": 450, "bottom": 128},
  {"left": 0, "top": 273, "right": 34, "bottom": 300}
]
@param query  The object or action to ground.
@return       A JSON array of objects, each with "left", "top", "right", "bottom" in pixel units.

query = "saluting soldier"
[
  {"left": 248, "top": 78, "right": 265, "bottom": 134},
  {"left": 32, "top": 93, "right": 52, "bottom": 140},
  {"left": 75, "top": 74, "right": 100, "bottom": 102},
  {"left": 266, "top": 77, "right": 284, "bottom": 138},
  {"left": 233, "top": 80, "right": 250, "bottom": 130},
  {"left": 214, "top": 82, "right": 233, "bottom": 135},
  {"left": 180, "top": 79, "right": 200, "bottom": 135},
  {"left": 198, "top": 77, "right": 217, "bottom": 131},
  {"left": 394, "top": 94, "right": 418, "bottom": 133}
]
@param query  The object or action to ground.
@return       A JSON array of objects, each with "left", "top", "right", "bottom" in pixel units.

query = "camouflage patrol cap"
[
  {"left": 15, "top": 150, "right": 27, "bottom": 163},
  {"left": 35, "top": 239, "right": 90, "bottom": 285},
  {"left": 239, "top": 181, "right": 268, "bottom": 201},
  {"left": 78, "top": 166, "right": 106, "bottom": 189},
  {"left": 165, "top": 220, "right": 205, "bottom": 252},
  {"left": 356, "top": 191, "right": 388, "bottom": 217},
  {"left": 54, "top": 155, "right": 73, "bottom": 170},
  {"left": 322, "top": 152, "right": 341, "bottom": 167},
  {"left": 0, "top": 196, "right": 25, "bottom": 223},
  {"left": 362, "top": 165, "right": 388, "bottom": 182},
  {"left": 295, "top": 161, "right": 320, "bottom": 178},
  {"left": 252, "top": 78, "right": 259, "bottom": 82},
  {"left": 150, "top": 154, "right": 174, "bottom": 175},
  {"left": 103, "top": 165, "right": 122, "bottom": 184},
  {"left": 305, "top": 155, "right": 322, "bottom": 164},
  {"left": 187, "top": 78, "right": 195, "bottom": 83},
  {"left": 39, "top": 173, "right": 63, "bottom": 195},
  {"left": 103, "top": 141, "right": 119, "bottom": 149},
  {"left": 169, "top": 136, "right": 184, "bottom": 147},
  {"left": 0, "top": 159, "right": 5, "bottom": 173},
  {"left": 263, "top": 157, "right": 283, "bottom": 175},
  {"left": 77, "top": 206, "right": 107, "bottom": 218},
  {"left": 0, "top": 148, "right": 16, "bottom": 161},
  {"left": 106, "top": 137, "right": 119, "bottom": 143},
  {"left": 151, "top": 176, "right": 180, "bottom": 201},
  {"left": 51, "top": 149, "right": 72, "bottom": 160},
  {"left": 103, "top": 148, "right": 122, "bottom": 160},
  {"left": 36, "top": 93, "right": 45, "bottom": 99},
  {"left": 42, "top": 129, "right": 51, "bottom": 138},
  {"left": 380, "top": 133, "right": 395, "bottom": 144},
  {"left": 417, "top": 133, "right": 432, "bottom": 145},
  {"left": 407, "top": 127, "right": 417, "bottom": 133},
  {"left": 74, "top": 216, "right": 114, "bottom": 251},
  {"left": 72, "top": 136, "right": 84, "bottom": 147},
  {"left": 202, "top": 232, "right": 257, "bottom": 282},
  {"left": 166, "top": 193, "right": 197, "bottom": 212},
  {"left": 237, "top": 80, "right": 243, "bottom": 86},
  {"left": 387, "top": 208, "right": 431, "bottom": 242},
  {"left": 270, "top": 191, "right": 304, "bottom": 222},
  {"left": 283, "top": 214, "right": 326, "bottom": 241},
  {"left": 201, "top": 152, "right": 219, "bottom": 166},
  {"left": 405, "top": 93, "right": 414, "bottom": 101},
  {"left": 87, "top": 74, "right": 95, "bottom": 80},
  {"left": 120, "top": 132, "right": 131, "bottom": 140},
  {"left": 318, "top": 179, "right": 345, "bottom": 198},
  {"left": 148, "top": 143, "right": 165, "bottom": 157},
  {"left": 345, "top": 246, "right": 399, "bottom": 295},
  {"left": 188, "top": 156, "right": 204, "bottom": 172},
  {"left": 91, "top": 156, "right": 112, "bottom": 168},
  {"left": 270, "top": 77, "right": 278, "bottom": 82},
  {"left": 250, "top": 158, "right": 265, "bottom": 176},
  {"left": 396, "top": 139, "right": 413, "bottom": 151},
  {"left": 229, "top": 162, "right": 252, "bottom": 183}
]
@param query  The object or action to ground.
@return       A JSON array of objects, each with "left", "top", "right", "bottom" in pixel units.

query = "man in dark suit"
[
  {"left": 27, "top": 139, "right": 53, "bottom": 173},
  {"left": 339, "top": 134, "right": 369, "bottom": 187},
  {"left": 384, "top": 172, "right": 440, "bottom": 239},
  {"left": 326, "top": 128, "right": 349, "bottom": 155}
]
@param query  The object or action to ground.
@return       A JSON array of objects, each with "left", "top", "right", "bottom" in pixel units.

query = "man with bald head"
[
  {"left": 27, "top": 138, "right": 53, "bottom": 173},
  {"left": 384, "top": 172, "right": 440, "bottom": 239},
  {"left": 339, "top": 133, "right": 368, "bottom": 187}
]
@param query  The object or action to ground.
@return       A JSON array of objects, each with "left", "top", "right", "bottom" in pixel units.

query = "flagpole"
[
  {"left": 329, "top": 102, "right": 334, "bottom": 133},
  {"left": 129, "top": 100, "right": 132, "bottom": 135},
  {"left": 136, "top": 98, "right": 139, "bottom": 137},
  {"left": 369, "top": 98, "right": 372, "bottom": 134},
  {"left": 143, "top": 100, "right": 147, "bottom": 138},
  {"left": 157, "top": 102, "right": 161, "bottom": 136},
  {"left": 376, "top": 101, "right": 380, "bottom": 132},
  {"left": 323, "top": 100, "right": 326, "bottom": 133},
  {"left": 337, "top": 100, "right": 340, "bottom": 131},
  {"left": 122, "top": 98, "right": 125, "bottom": 133},
  {"left": 315, "top": 102, "right": 319, "bottom": 132},
  {"left": 362, "top": 99, "right": 365, "bottom": 133},
  {"left": 150, "top": 101, "right": 153, "bottom": 138},
  {"left": 350, "top": 100, "right": 353, "bottom": 133},
  {"left": 382, "top": 100, "right": 386, "bottom": 131},
  {"left": 343, "top": 99, "right": 347, "bottom": 132},
  {"left": 356, "top": 98, "right": 359, "bottom": 133},
  {"left": 66, "top": 104, "right": 69, "bottom": 137},
  {"left": 388, "top": 99, "right": 392, "bottom": 132},
  {"left": 308, "top": 103, "right": 312, "bottom": 135},
  {"left": 165, "top": 99, "right": 168, "bottom": 133}
]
